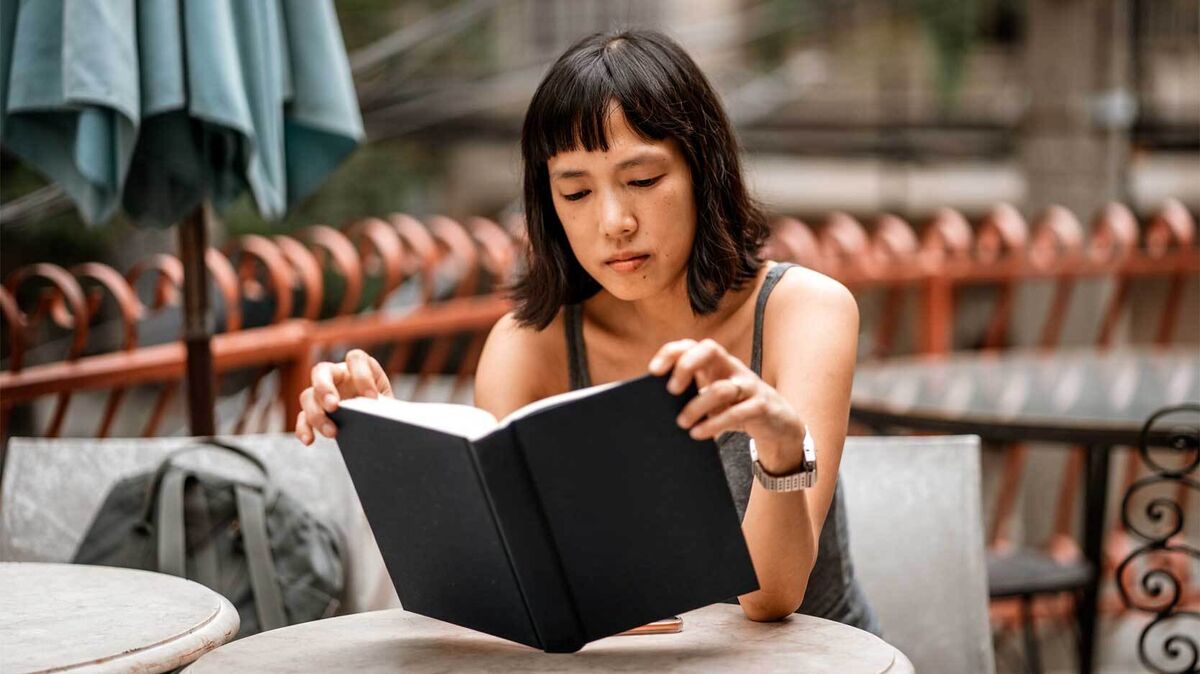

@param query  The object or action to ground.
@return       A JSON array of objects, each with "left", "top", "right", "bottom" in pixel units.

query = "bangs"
[
  {"left": 512, "top": 30, "right": 767, "bottom": 330},
  {"left": 524, "top": 39, "right": 679, "bottom": 164}
]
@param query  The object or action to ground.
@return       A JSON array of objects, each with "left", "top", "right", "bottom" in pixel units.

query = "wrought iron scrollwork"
[{"left": 1116, "top": 404, "right": 1200, "bottom": 674}]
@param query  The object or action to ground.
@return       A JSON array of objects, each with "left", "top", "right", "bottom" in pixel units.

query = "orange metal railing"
[{"left": 1, "top": 200, "right": 1196, "bottom": 443}]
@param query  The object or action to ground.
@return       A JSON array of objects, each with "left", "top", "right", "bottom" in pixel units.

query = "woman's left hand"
[{"left": 649, "top": 338, "right": 805, "bottom": 473}]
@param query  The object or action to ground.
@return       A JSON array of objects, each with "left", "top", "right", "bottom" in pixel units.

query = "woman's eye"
[
  {"left": 630, "top": 175, "right": 663, "bottom": 188},
  {"left": 563, "top": 190, "right": 590, "bottom": 202}
]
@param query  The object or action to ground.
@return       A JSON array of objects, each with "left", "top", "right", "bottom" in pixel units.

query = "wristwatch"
[{"left": 748, "top": 431, "right": 817, "bottom": 492}]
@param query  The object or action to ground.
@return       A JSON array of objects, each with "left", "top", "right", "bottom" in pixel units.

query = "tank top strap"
[
  {"left": 750, "top": 262, "right": 797, "bottom": 376},
  {"left": 564, "top": 304, "right": 592, "bottom": 390}
]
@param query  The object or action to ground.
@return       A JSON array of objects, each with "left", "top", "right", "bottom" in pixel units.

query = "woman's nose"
[{"left": 599, "top": 190, "right": 637, "bottom": 239}]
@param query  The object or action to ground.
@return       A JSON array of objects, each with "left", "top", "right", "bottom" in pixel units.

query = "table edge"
[
  {"left": 851, "top": 347, "right": 1199, "bottom": 445},
  {"left": 183, "top": 604, "right": 904, "bottom": 673},
  {"left": 883, "top": 647, "right": 915, "bottom": 674},
  {"left": 57, "top": 593, "right": 239, "bottom": 674},
  {"left": 850, "top": 403, "right": 1157, "bottom": 445}
]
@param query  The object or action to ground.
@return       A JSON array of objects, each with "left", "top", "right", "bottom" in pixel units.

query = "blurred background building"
[{"left": 3, "top": 0, "right": 1197, "bottom": 277}]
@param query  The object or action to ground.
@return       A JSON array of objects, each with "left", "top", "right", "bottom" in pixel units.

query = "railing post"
[
  {"left": 280, "top": 320, "right": 315, "bottom": 433},
  {"left": 921, "top": 274, "right": 952, "bottom": 355}
]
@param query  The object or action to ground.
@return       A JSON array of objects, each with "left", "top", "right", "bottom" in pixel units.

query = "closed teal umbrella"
[{"left": 1, "top": 0, "right": 364, "bottom": 434}]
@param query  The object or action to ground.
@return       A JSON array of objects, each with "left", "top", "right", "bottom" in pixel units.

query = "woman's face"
[{"left": 547, "top": 105, "right": 696, "bottom": 302}]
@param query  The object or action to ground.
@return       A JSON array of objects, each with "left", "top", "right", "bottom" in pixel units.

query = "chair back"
[
  {"left": 840, "top": 434, "right": 994, "bottom": 674},
  {"left": 0, "top": 434, "right": 399, "bottom": 614}
]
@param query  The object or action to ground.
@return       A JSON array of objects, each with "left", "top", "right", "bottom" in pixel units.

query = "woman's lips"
[{"left": 606, "top": 254, "right": 650, "bottom": 273}]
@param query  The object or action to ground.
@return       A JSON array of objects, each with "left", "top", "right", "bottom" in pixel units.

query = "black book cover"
[{"left": 331, "top": 373, "right": 758, "bottom": 652}]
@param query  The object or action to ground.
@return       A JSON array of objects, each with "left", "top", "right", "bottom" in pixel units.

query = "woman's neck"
[{"left": 584, "top": 267, "right": 760, "bottom": 349}]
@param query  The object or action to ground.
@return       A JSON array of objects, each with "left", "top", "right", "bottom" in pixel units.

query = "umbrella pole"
[{"left": 178, "top": 202, "right": 217, "bottom": 436}]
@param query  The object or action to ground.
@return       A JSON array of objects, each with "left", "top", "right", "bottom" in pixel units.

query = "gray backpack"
[{"left": 73, "top": 439, "right": 344, "bottom": 636}]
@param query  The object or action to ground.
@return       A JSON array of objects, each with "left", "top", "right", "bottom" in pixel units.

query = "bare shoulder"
[
  {"left": 760, "top": 264, "right": 859, "bottom": 376},
  {"left": 767, "top": 264, "right": 858, "bottom": 329},
  {"left": 475, "top": 310, "right": 569, "bottom": 418}
]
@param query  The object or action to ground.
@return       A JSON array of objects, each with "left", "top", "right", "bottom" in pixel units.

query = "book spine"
[{"left": 472, "top": 426, "right": 586, "bottom": 653}]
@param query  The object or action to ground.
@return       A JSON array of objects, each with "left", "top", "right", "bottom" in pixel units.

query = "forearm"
[{"left": 736, "top": 438, "right": 819, "bottom": 621}]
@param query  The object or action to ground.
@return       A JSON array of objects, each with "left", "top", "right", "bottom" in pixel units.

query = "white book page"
[
  {"left": 338, "top": 398, "right": 499, "bottom": 441},
  {"left": 498, "top": 379, "right": 623, "bottom": 425},
  {"left": 337, "top": 377, "right": 629, "bottom": 441}
]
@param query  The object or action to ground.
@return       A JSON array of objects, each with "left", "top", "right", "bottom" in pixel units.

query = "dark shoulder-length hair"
[{"left": 510, "top": 30, "right": 768, "bottom": 330}]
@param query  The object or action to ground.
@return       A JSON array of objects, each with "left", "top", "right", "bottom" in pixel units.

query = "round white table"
[
  {"left": 0, "top": 563, "right": 239, "bottom": 673},
  {"left": 186, "top": 604, "right": 912, "bottom": 673}
]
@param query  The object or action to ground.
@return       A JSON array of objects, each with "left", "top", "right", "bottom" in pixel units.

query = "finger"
[
  {"left": 689, "top": 396, "right": 767, "bottom": 440},
  {"left": 347, "top": 349, "right": 380, "bottom": 398},
  {"left": 300, "top": 387, "right": 337, "bottom": 438},
  {"left": 295, "top": 412, "right": 314, "bottom": 445},
  {"left": 312, "top": 362, "right": 347, "bottom": 412},
  {"left": 367, "top": 354, "right": 393, "bottom": 398},
  {"left": 668, "top": 339, "right": 725, "bottom": 395},
  {"left": 648, "top": 339, "right": 696, "bottom": 375},
  {"left": 676, "top": 378, "right": 748, "bottom": 429}
]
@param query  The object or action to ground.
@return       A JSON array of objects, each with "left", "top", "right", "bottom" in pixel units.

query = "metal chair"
[
  {"left": 1114, "top": 403, "right": 1199, "bottom": 674},
  {"left": 980, "top": 202, "right": 1192, "bottom": 673},
  {"left": 840, "top": 434, "right": 995, "bottom": 674},
  {"left": 0, "top": 433, "right": 400, "bottom": 614}
]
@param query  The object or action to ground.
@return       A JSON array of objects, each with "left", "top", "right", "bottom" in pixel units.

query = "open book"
[{"left": 330, "top": 373, "right": 758, "bottom": 653}]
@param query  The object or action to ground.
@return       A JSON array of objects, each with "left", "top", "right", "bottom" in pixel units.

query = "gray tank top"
[{"left": 564, "top": 263, "right": 881, "bottom": 635}]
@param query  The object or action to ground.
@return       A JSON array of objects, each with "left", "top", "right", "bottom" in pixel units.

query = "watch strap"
[{"left": 749, "top": 433, "right": 817, "bottom": 492}]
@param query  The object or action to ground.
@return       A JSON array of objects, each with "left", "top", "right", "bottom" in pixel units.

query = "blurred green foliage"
[
  {"left": 917, "top": 0, "right": 980, "bottom": 108},
  {"left": 748, "top": 0, "right": 1021, "bottom": 109},
  {"left": 223, "top": 138, "right": 443, "bottom": 238},
  {"left": 748, "top": 0, "right": 815, "bottom": 70},
  {"left": 0, "top": 155, "right": 111, "bottom": 278}
]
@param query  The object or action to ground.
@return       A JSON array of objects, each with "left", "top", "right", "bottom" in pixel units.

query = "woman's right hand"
[{"left": 296, "top": 349, "right": 393, "bottom": 445}]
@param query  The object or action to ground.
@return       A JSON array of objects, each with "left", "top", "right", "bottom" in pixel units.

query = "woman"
[{"left": 297, "top": 30, "right": 879, "bottom": 633}]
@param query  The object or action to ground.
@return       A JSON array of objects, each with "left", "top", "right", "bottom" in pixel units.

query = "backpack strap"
[
  {"left": 236, "top": 484, "right": 288, "bottom": 631},
  {"left": 140, "top": 438, "right": 270, "bottom": 525},
  {"left": 149, "top": 439, "right": 286, "bottom": 629},
  {"left": 157, "top": 470, "right": 188, "bottom": 578},
  {"left": 156, "top": 468, "right": 220, "bottom": 589}
]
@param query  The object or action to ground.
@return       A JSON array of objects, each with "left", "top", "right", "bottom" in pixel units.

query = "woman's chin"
[
  {"left": 587, "top": 259, "right": 687, "bottom": 304},
  {"left": 597, "top": 275, "right": 667, "bottom": 303}
]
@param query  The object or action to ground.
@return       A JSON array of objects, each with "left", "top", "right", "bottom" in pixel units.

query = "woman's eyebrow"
[
  {"left": 551, "top": 152, "right": 667, "bottom": 180},
  {"left": 551, "top": 168, "right": 587, "bottom": 180},
  {"left": 616, "top": 152, "right": 667, "bottom": 170}
]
